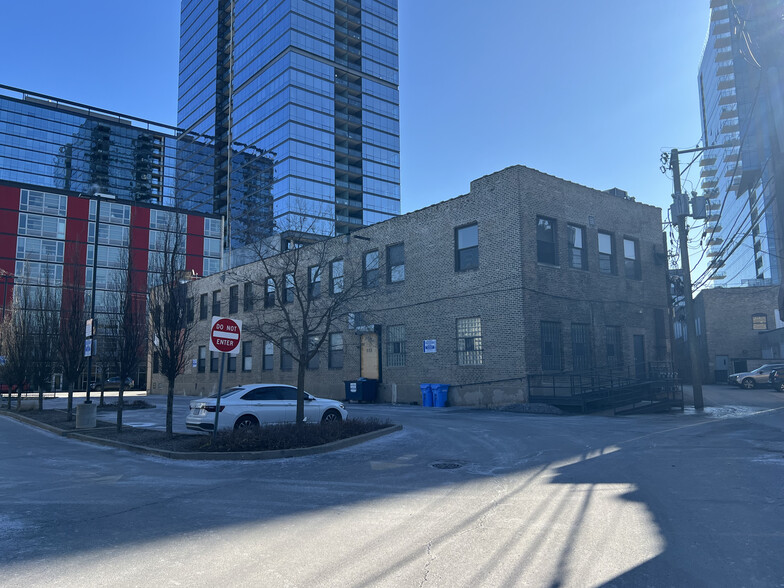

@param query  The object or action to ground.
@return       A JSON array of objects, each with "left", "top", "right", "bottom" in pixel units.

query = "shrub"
[{"left": 203, "top": 417, "right": 392, "bottom": 452}]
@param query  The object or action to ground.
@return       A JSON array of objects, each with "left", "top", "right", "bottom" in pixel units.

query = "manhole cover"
[{"left": 431, "top": 462, "right": 462, "bottom": 470}]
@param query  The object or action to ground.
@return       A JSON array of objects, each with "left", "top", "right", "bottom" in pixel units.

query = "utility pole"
[{"left": 670, "top": 148, "right": 704, "bottom": 410}]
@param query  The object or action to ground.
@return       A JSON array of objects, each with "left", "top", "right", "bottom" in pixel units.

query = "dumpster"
[
  {"left": 420, "top": 383, "right": 433, "bottom": 407},
  {"left": 432, "top": 384, "right": 448, "bottom": 407},
  {"left": 356, "top": 377, "right": 378, "bottom": 402},
  {"left": 344, "top": 380, "right": 361, "bottom": 402},
  {"left": 345, "top": 378, "right": 378, "bottom": 402}
]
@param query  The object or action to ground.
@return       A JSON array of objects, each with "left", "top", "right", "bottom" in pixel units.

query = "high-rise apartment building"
[
  {"left": 697, "top": 0, "right": 784, "bottom": 287},
  {"left": 177, "top": 0, "right": 401, "bottom": 239}
]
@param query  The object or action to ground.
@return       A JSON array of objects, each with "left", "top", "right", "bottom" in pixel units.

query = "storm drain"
[{"left": 431, "top": 462, "right": 462, "bottom": 470}]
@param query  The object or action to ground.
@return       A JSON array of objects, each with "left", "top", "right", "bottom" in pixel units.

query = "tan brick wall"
[{"left": 150, "top": 165, "right": 669, "bottom": 406}]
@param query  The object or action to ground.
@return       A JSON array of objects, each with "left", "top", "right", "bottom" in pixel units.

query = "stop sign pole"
[{"left": 209, "top": 317, "right": 242, "bottom": 437}]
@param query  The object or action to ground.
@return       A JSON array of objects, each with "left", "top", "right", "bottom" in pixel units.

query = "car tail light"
[{"left": 204, "top": 405, "right": 225, "bottom": 413}]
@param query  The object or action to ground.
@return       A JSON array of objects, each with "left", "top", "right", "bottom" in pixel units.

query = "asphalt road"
[{"left": 1, "top": 385, "right": 783, "bottom": 587}]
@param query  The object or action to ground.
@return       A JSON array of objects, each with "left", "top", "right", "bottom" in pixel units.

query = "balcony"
[
  {"left": 334, "top": 24, "right": 361, "bottom": 41},
  {"left": 700, "top": 157, "right": 717, "bottom": 167},
  {"left": 335, "top": 128, "right": 362, "bottom": 141},
  {"left": 701, "top": 168, "right": 717, "bottom": 178},
  {"left": 335, "top": 111, "right": 362, "bottom": 125},
  {"left": 334, "top": 76, "right": 362, "bottom": 92},
  {"left": 335, "top": 93, "right": 362, "bottom": 108}
]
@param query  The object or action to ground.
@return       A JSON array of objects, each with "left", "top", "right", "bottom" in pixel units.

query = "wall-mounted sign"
[{"left": 423, "top": 339, "right": 437, "bottom": 354}]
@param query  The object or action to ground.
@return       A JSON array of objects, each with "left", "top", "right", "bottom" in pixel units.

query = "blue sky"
[{"left": 1, "top": 1, "right": 709, "bottom": 216}]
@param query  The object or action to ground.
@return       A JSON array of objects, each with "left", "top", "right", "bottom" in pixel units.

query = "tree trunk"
[
  {"left": 99, "top": 366, "right": 106, "bottom": 406},
  {"left": 37, "top": 385, "right": 43, "bottom": 411},
  {"left": 6, "top": 387, "right": 11, "bottom": 410},
  {"left": 166, "top": 378, "right": 174, "bottom": 439},
  {"left": 67, "top": 382, "right": 74, "bottom": 420},
  {"left": 296, "top": 361, "right": 306, "bottom": 426},
  {"left": 116, "top": 383, "right": 124, "bottom": 433}
]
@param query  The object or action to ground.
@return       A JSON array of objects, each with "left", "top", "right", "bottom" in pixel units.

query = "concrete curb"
[{"left": 0, "top": 410, "right": 402, "bottom": 460}]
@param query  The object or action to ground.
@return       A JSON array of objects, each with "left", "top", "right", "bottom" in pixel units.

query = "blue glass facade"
[
  {"left": 697, "top": 0, "right": 784, "bottom": 287},
  {"left": 178, "top": 0, "right": 401, "bottom": 236}
]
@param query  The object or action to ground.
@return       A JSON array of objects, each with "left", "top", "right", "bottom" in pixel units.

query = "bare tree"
[
  {"left": 104, "top": 261, "right": 147, "bottom": 432},
  {"left": 0, "top": 287, "right": 34, "bottom": 410},
  {"left": 148, "top": 213, "right": 195, "bottom": 438},
  {"left": 58, "top": 280, "right": 86, "bottom": 421},
  {"left": 238, "top": 218, "right": 369, "bottom": 426},
  {"left": 29, "top": 274, "right": 60, "bottom": 411}
]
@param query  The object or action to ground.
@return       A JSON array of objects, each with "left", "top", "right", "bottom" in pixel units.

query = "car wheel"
[
  {"left": 741, "top": 378, "right": 756, "bottom": 389},
  {"left": 234, "top": 414, "right": 259, "bottom": 431},
  {"left": 778, "top": 382, "right": 784, "bottom": 393},
  {"left": 321, "top": 409, "right": 342, "bottom": 424}
]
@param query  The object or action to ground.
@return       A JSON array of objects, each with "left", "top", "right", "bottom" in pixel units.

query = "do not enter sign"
[{"left": 209, "top": 317, "right": 242, "bottom": 354}]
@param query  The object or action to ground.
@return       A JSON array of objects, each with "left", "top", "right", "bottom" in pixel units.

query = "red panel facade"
[
  {"left": 130, "top": 206, "right": 150, "bottom": 295},
  {"left": 0, "top": 185, "right": 20, "bottom": 311},
  {"left": 186, "top": 213, "right": 204, "bottom": 275},
  {"left": 64, "top": 195, "right": 89, "bottom": 290}
]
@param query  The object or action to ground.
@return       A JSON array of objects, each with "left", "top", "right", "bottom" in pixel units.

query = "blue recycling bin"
[
  {"left": 420, "top": 383, "right": 433, "bottom": 407},
  {"left": 432, "top": 384, "right": 448, "bottom": 407}
]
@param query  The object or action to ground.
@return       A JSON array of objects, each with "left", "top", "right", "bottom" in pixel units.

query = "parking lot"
[{"left": 1, "top": 384, "right": 783, "bottom": 586}]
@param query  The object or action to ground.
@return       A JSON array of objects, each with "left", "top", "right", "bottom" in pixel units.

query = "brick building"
[
  {"left": 684, "top": 285, "right": 784, "bottom": 383},
  {"left": 151, "top": 166, "right": 670, "bottom": 406}
]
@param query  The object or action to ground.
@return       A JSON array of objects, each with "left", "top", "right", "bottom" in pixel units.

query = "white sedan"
[{"left": 186, "top": 383, "right": 347, "bottom": 432}]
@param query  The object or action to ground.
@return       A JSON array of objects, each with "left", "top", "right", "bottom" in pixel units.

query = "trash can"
[
  {"left": 357, "top": 377, "right": 378, "bottom": 402},
  {"left": 420, "top": 383, "right": 433, "bottom": 407},
  {"left": 344, "top": 380, "right": 361, "bottom": 402},
  {"left": 432, "top": 384, "right": 448, "bottom": 407}
]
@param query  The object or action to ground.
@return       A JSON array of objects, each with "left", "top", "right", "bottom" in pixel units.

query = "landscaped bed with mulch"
[{"left": 2, "top": 407, "right": 396, "bottom": 454}]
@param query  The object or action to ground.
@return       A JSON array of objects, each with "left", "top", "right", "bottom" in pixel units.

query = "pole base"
[{"left": 75, "top": 402, "right": 97, "bottom": 428}]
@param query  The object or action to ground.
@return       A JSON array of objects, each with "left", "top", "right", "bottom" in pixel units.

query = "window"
[
  {"left": 623, "top": 238, "right": 641, "bottom": 279},
  {"left": 386, "top": 325, "right": 406, "bottom": 367},
  {"left": 263, "top": 340, "right": 274, "bottom": 371},
  {"left": 387, "top": 243, "right": 405, "bottom": 283},
  {"left": 536, "top": 217, "right": 558, "bottom": 265},
  {"left": 455, "top": 223, "right": 479, "bottom": 271},
  {"left": 331, "top": 259, "right": 344, "bottom": 294},
  {"left": 308, "top": 336, "right": 320, "bottom": 370},
  {"left": 568, "top": 224, "right": 587, "bottom": 270},
  {"left": 197, "top": 346, "right": 206, "bottom": 373},
  {"left": 284, "top": 273, "right": 295, "bottom": 304},
  {"left": 571, "top": 323, "right": 592, "bottom": 371},
  {"left": 281, "top": 338, "right": 293, "bottom": 370},
  {"left": 598, "top": 232, "right": 615, "bottom": 275},
  {"left": 364, "top": 250, "right": 379, "bottom": 287},
  {"left": 265, "top": 277, "right": 275, "bottom": 307},
  {"left": 199, "top": 294, "right": 208, "bottom": 320},
  {"left": 606, "top": 326, "right": 623, "bottom": 367},
  {"left": 243, "top": 282, "right": 253, "bottom": 311},
  {"left": 227, "top": 354, "right": 237, "bottom": 373},
  {"left": 242, "top": 341, "right": 253, "bottom": 371},
  {"left": 210, "top": 351, "right": 219, "bottom": 372},
  {"left": 329, "top": 333, "right": 344, "bottom": 369},
  {"left": 309, "top": 266, "right": 321, "bottom": 299},
  {"left": 212, "top": 290, "right": 221, "bottom": 317},
  {"left": 186, "top": 297, "right": 195, "bottom": 323},
  {"left": 752, "top": 313, "right": 768, "bottom": 330},
  {"left": 229, "top": 285, "right": 239, "bottom": 314},
  {"left": 541, "top": 321, "right": 562, "bottom": 371},
  {"left": 457, "top": 317, "right": 483, "bottom": 365}
]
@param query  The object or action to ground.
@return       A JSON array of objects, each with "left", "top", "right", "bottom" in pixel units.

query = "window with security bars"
[
  {"left": 571, "top": 323, "right": 592, "bottom": 371},
  {"left": 457, "top": 318, "right": 483, "bottom": 365},
  {"left": 606, "top": 325, "right": 623, "bottom": 367},
  {"left": 386, "top": 325, "right": 406, "bottom": 367},
  {"left": 541, "top": 321, "right": 562, "bottom": 371}
]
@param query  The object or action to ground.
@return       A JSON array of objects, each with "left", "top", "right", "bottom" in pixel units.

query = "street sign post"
[{"left": 208, "top": 317, "right": 242, "bottom": 437}]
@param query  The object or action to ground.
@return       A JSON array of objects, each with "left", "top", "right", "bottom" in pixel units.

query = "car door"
[
  {"left": 241, "top": 387, "right": 287, "bottom": 424},
  {"left": 275, "top": 386, "right": 298, "bottom": 422}
]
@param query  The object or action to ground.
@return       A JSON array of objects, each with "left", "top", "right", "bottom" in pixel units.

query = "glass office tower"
[
  {"left": 177, "top": 0, "right": 401, "bottom": 238},
  {"left": 697, "top": 0, "right": 784, "bottom": 287}
]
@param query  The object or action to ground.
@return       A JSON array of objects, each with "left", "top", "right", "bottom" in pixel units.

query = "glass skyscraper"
[
  {"left": 697, "top": 0, "right": 784, "bottom": 287},
  {"left": 177, "top": 0, "right": 401, "bottom": 238}
]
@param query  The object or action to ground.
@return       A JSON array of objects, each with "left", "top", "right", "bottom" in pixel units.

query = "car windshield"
[{"left": 207, "top": 387, "right": 244, "bottom": 399}]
